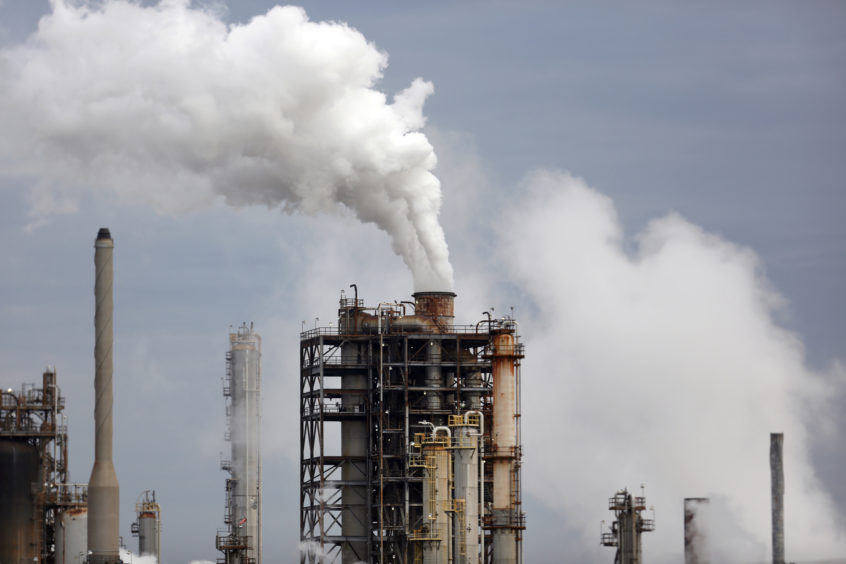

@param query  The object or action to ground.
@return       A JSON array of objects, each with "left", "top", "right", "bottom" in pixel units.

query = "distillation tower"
[
  {"left": 131, "top": 490, "right": 162, "bottom": 562},
  {"left": 300, "top": 290, "right": 525, "bottom": 563},
  {"left": 217, "top": 324, "right": 262, "bottom": 564},
  {"left": 0, "top": 368, "right": 87, "bottom": 563},
  {"left": 600, "top": 488, "right": 655, "bottom": 564}
]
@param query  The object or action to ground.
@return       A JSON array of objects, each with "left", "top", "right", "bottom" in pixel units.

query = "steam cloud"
[
  {"left": 0, "top": 0, "right": 452, "bottom": 290},
  {"left": 501, "top": 170, "right": 845, "bottom": 561}
]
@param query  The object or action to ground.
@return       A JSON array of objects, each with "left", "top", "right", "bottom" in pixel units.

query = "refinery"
[{"left": 0, "top": 228, "right": 806, "bottom": 564}]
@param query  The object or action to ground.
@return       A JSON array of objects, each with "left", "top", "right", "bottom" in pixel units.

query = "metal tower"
[
  {"left": 600, "top": 488, "right": 655, "bottom": 564},
  {"left": 218, "top": 324, "right": 262, "bottom": 564}
]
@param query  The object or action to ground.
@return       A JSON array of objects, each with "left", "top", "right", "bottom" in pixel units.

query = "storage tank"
[
  {"left": 0, "top": 440, "right": 40, "bottom": 563},
  {"left": 56, "top": 507, "right": 88, "bottom": 564}
]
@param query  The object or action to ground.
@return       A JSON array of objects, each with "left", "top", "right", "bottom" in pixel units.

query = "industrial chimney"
[
  {"left": 770, "top": 433, "right": 785, "bottom": 564},
  {"left": 684, "top": 497, "right": 710, "bottom": 564},
  {"left": 88, "top": 227, "right": 121, "bottom": 564}
]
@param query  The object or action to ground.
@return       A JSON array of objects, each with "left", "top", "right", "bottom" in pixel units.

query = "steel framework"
[
  {"left": 0, "top": 368, "right": 87, "bottom": 563},
  {"left": 300, "top": 293, "right": 524, "bottom": 564}
]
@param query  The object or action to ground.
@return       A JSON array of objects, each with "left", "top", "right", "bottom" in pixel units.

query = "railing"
[
  {"left": 640, "top": 518, "right": 656, "bottom": 532},
  {"left": 303, "top": 402, "right": 367, "bottom": 417},
  {"left": 300, "top": 323, "right": 509, "bottom": 340},
  {"left": 600, "top": 532, "right": 618, "bottom": 546}
]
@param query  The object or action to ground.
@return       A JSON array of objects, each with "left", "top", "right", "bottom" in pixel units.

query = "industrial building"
[
  {"left": 299, "top": 290, "right": 525, "bottom": 563},
  {"left": 217, "top": 324, "right": 263, "bottom": 564},
  {"left": 0, "top": 368, "right": 87, "bottom": 563}
]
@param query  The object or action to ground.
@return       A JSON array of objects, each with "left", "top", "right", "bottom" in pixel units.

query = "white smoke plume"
[
  {"left": 0, "top": 0, "right": 452, "bottom": 290},
  {"left": 500, "top": 170, "right": 845, "bottom": 561},
  {"left": 119, "top": 548, "right": 157, "bottom": 564}
]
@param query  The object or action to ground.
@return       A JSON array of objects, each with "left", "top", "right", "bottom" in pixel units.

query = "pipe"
[
  {"left": 88, "top": 227, "right": 120, "bottom": 564},
  {"left": 432, "top": 426, "right": 451, "bottom": 439},
  {"left": 770, "top": 433, "right": 784, "bottom": 564},
  {"left": 465, "top": 411, "right": 485, "bottom": 563}
]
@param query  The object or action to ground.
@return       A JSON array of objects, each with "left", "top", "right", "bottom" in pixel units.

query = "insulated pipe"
[
  {"left": 88, "top": 227, "right": 120, "bottom": 564},
  {"left": 453, "top": 412, "right": 482, "bottom": 564},
  {"left": 770, "top": 433, "right": 784, "bottom": 564},
  {"left": 465, "top": 411, "right": 485, "bottom": 563}
]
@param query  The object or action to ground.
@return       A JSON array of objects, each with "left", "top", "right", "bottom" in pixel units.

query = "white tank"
[{"left": 56, "top": 507, "right": 88, "bottom": 564}]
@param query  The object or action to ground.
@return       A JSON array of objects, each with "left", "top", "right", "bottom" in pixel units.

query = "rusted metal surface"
[{"left": 412, "top": 292, "right": 456, "bottom": 320}]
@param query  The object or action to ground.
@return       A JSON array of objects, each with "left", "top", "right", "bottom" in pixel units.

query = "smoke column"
[
  {"left": 499, "top": 170, "right": 845, "bottom": 562},
  {"left": 0, "top": 0, "right": 453, "bottom": 290}
]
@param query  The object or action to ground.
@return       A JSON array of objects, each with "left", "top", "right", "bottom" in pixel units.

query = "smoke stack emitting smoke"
[{"left": 0, "top": 0, "right": 453, "bottom": 291}]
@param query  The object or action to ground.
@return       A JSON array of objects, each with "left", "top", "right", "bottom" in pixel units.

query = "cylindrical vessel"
[
  {"left": 88, "top": 227, "right": 121, "bottom": 564},
  {"left": 138, "top": 511, "right": 159, "bottom": 558},
  {"left": 229, "top": 326, "right": 262, "bottom": 564},
  {"left": 56, "top": 507, "right": 88, "bottom": 564},
  {"left": 684, "top": 498, "right": 709, "bottom": 564},
  {"left": 491, "top": 329, "right": 519, "bottom": 564},
  {"left": 452, "top": 419, "right": 480, "bottom": 564},
  {"left": 770, "top": 433, "right": 784, "bottom": 564},
  {"left": 0, "top": 440, "right": 40, "bottom": 563},
  {"left": 422, "top": 444, "right": 450, "bottom": 564}
]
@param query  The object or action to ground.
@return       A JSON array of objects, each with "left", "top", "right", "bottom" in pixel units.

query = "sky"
[{"left": 0, "top": 1, "right": 844, "bottom": 563}]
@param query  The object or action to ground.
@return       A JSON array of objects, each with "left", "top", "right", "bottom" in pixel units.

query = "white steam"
[
  {"left": 0, "top": 0, "right": 452, "bottom": 290},
  {"left": 119, "top": 548, "right": 157, "bottom": 564},
  {"left": 501, "top": 170, "right": 845, "bottom": 561}
]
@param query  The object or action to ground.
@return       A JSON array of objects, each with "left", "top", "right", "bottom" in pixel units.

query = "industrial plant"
[
  {"left": 0, "top": 229, "right": 804, "bottom": 564},
  {"left": 298, "top": 289, "right": 525, "bottom": 563}
]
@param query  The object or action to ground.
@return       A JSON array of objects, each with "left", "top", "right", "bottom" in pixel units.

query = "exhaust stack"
[
  {"left": 770, "top": 433, "right": 784, "bottom": 564},
  {"left": 88, "top": 228, "right": 121, "bottom": 564}
]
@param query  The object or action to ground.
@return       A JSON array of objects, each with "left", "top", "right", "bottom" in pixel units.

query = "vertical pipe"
[
  {"left": 88, "top": 227, "right": 120, "bottom": 564},
  {"left": 770, "top": 433, "right": 784, "bottom": 564}
]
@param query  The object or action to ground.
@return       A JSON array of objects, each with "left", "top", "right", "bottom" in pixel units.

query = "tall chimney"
[
  {"left": 684, "top": 497, "right": 710, "bottom": 564},
  {"left": 88, "top": 228, "right": 121, "bottom": 564},
  {"left": 770, "top": 433, "right": 784, "bottom": 564}
]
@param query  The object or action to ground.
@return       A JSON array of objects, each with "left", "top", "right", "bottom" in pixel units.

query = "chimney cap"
[{"left": 96, "top": 227, "right": 112, "bottom": 240}]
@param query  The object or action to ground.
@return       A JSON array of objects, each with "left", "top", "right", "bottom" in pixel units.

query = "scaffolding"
[{"left": 299, "top": 291, "right": 524, "bottom": 563}]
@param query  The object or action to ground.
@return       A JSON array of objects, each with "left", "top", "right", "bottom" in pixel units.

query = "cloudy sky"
[{"left": 0, "top": 1, "right": 844, "bottom": 562}]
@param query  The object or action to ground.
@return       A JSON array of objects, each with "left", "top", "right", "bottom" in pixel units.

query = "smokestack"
[
  {"left": 770, "top": 433, "right": 784, "bottom": 564},
  {"left": 88, "top": 227, "right": 121, "bottom": 564},
  {"left": 684, "top": 497, "right": 710, "bottom": 564}
]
